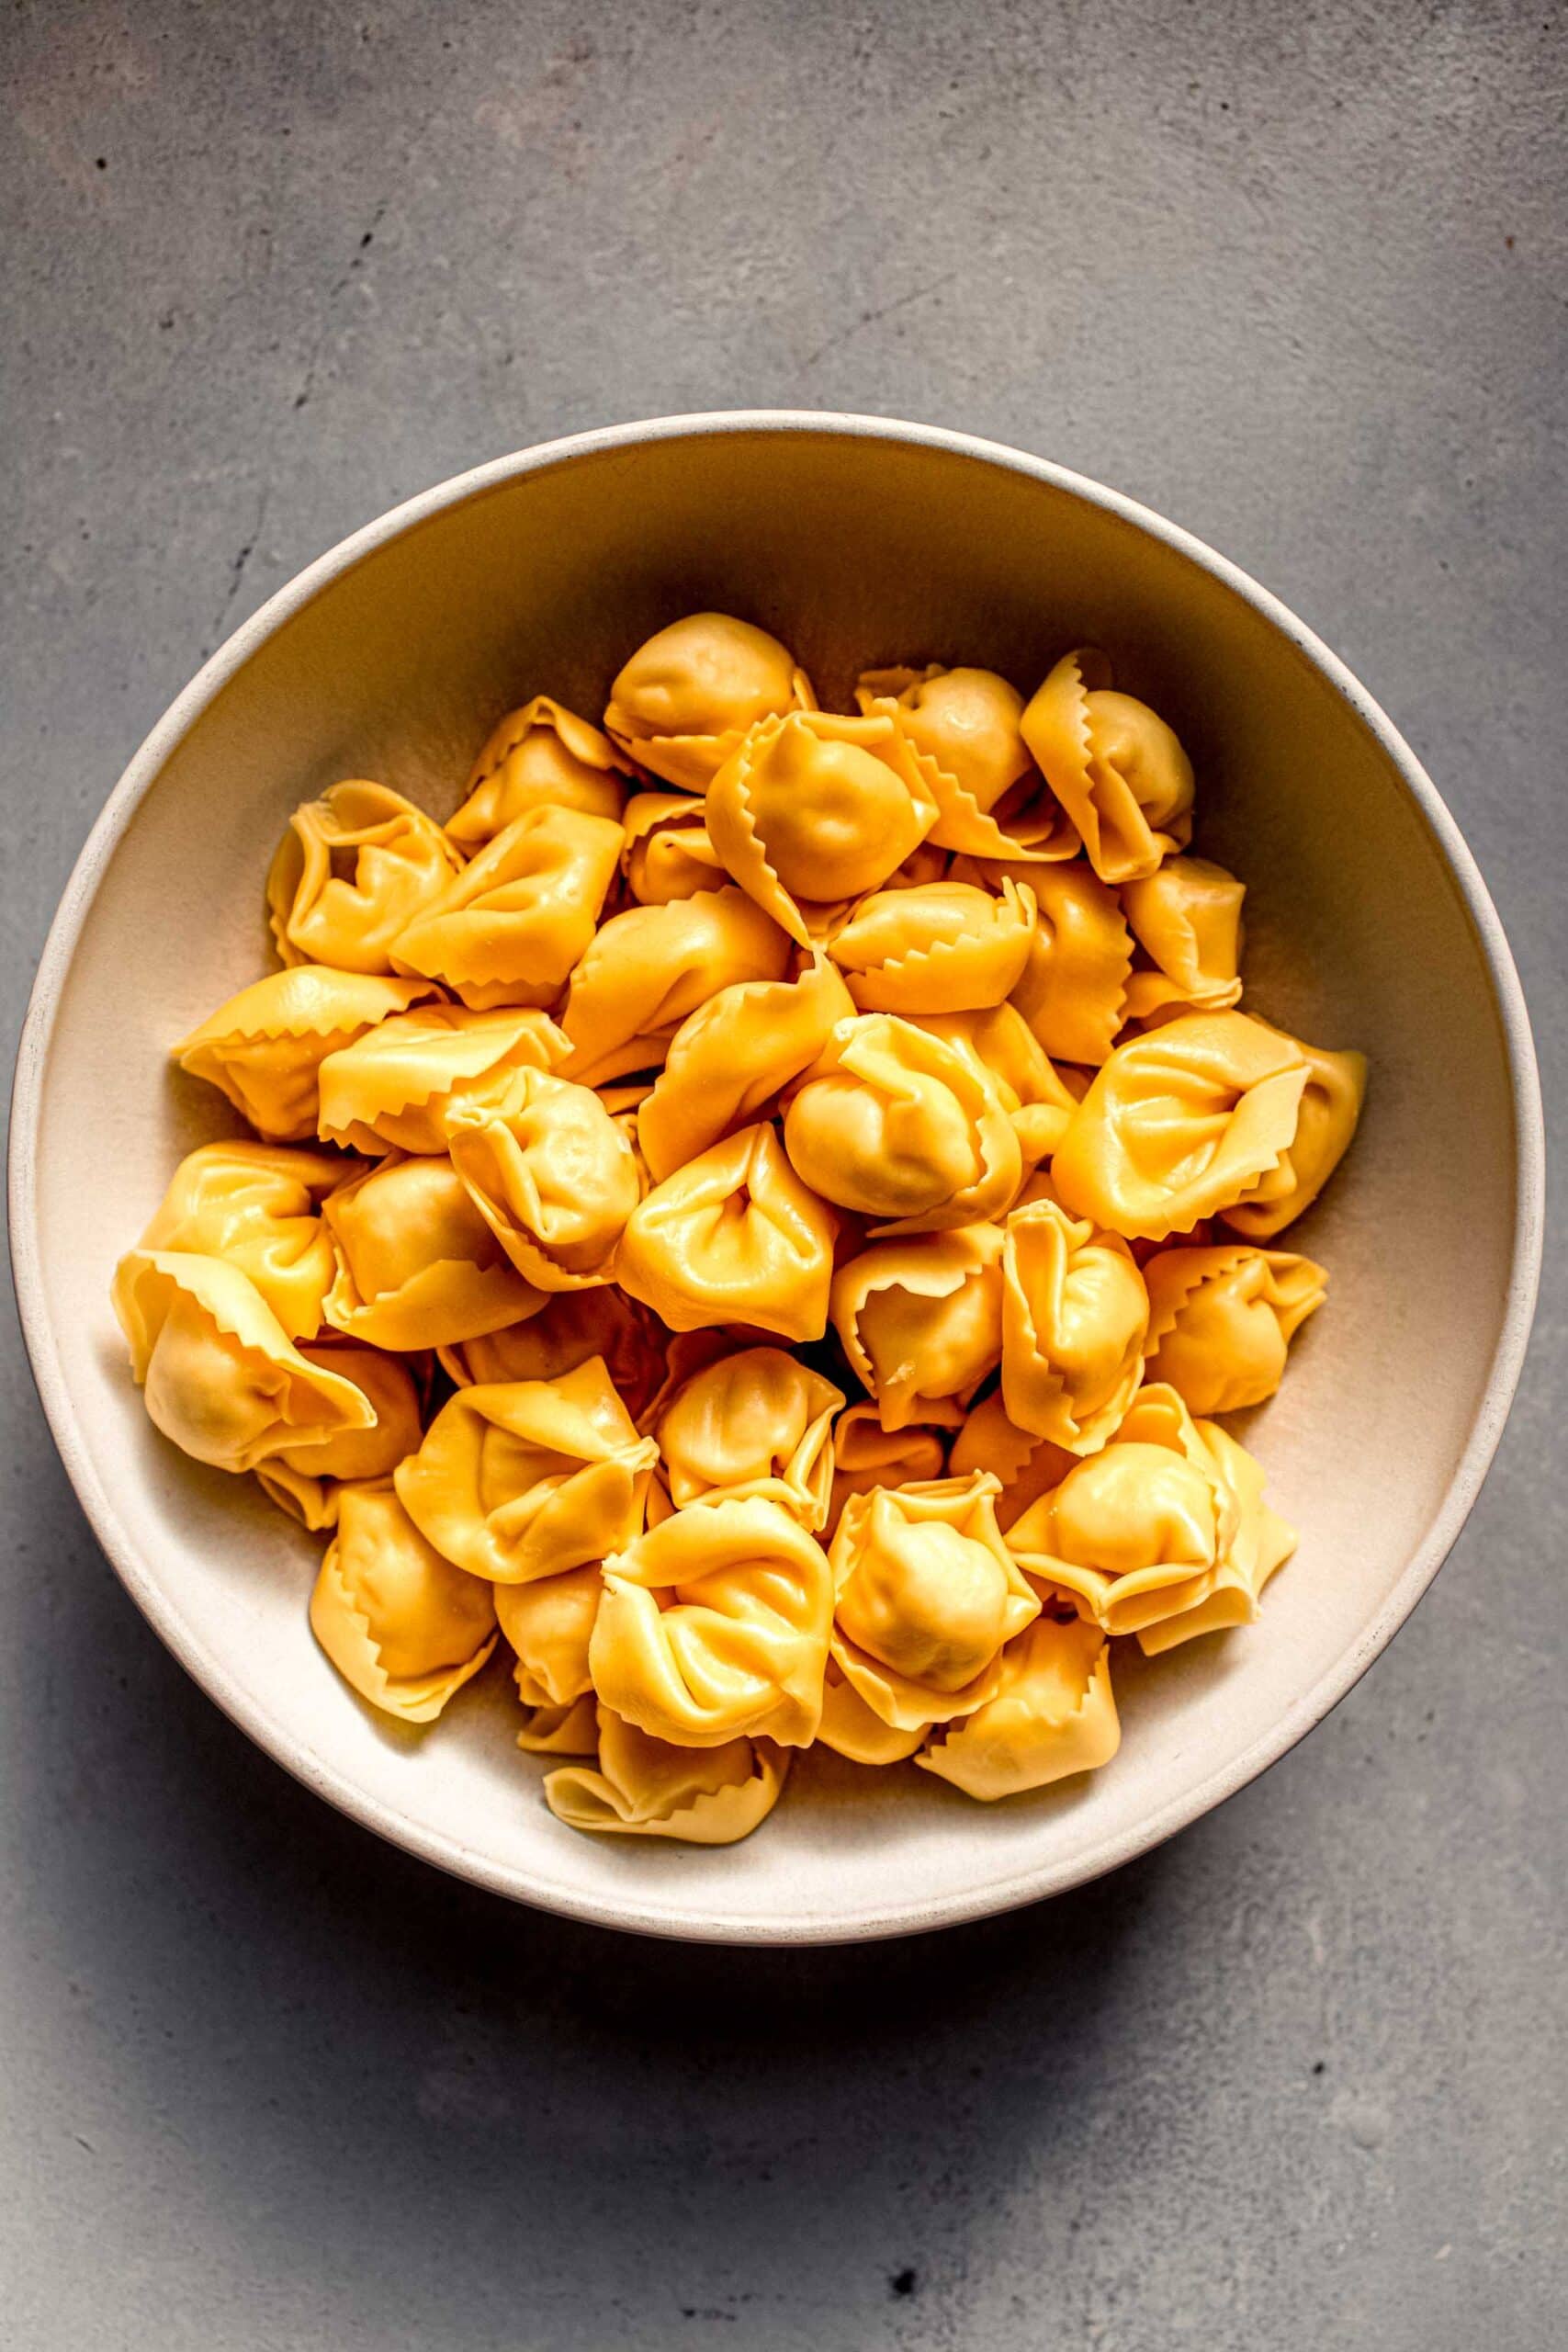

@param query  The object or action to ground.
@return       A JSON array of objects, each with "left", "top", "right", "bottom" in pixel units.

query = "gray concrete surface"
[{"left": 4, "top": 1, "right": 1564, "bottom": 2345}]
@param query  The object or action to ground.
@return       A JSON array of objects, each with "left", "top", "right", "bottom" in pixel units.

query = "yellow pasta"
[
  {"left": 827, "top": 879, "right": 1036, "bottom": 1014},
  {"left": 118, "top": 604, "right": 1363, "bottom": 1844},
  {"left": 174, "top": 966, "right": 436, "bottom": 1141},
  {"left": 784, "top": 1013, "right": 1021, "bottom": 1233},
  {"left": 705, "top": 708, "right": 939, "bottom": 945},
  {"left": 267, "top": 780, "right": 459, "bottom": 972},
  {"left": 316, "top": 1003, "right": 570, "bottom": 1155},
  {"left": 394, "top": 1357, "right": 659, "bottom": 1585},
  {"left": 448, "top": 695, "right": 628, "bottom": 844},
  {"left": 1021, "top": 649, "right": 1194, "bottom": 883},
  {"left": 616, "top": 1122, "right": 837, "bottom": 1341},
  {"left": 604, "top": 612, "right": 814, "bottom": 791}
]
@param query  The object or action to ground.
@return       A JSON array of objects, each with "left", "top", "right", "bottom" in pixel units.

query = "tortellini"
[
  {"left": 705, "top": 708, "right": 939, "bottom": 946},
  {"left": 118, "top": 606, "right": 1363, "bottom": 1844},
  {"left": 827, "top": 1403, "right": 946, "bottom": 1532},
  {"left": 604, "top": 612, "right": 814, "bottom": 792},
  {"left": 174, "top": 966, "right": 435, "bottom": 1140},
  {"left": 831, "top": 1223, "right": 1006, "bottom": 1429},
  {"left": 118, "top": 1140, "right": 347, "bottom": 1340},
  {"left": 1219, "top": 1026, "right": 1368, "bottom": 1238},
  {"left": 653, "top": 1346, "right": 843, "bottom": 1527},
  {"left": 918, "top": 1616, "right": 1119, "bottom": 1797},
  {"left": 113, "top": 1250, "right": 377, "bottom": 1473},
  {"left": 316, "top": 1004, "right": 570, "bottom": 1155},
  {"left": 1051, "top": 1011, "right": 1312, "bottom": 1241},
  {"left": 558, "top": 888, "right": 792, "bottom": 1087},
  {"left": 394, "top": 1357, "right": 659, "bottom": 1584},
  {"left": 310, "top": 1479, "right": 498, "bottom": 1723},
  {"left": 447, "top": 695, "right": 628, "bottom": 844},
  {"left": 856, "top": 664, "right": 1077, "bottom": 860},
  {"left": 321, "top": 1151, "right": 544, "bottom": 1349},
  {"left": 1009, "top": 1384, "right": 1295, "bottom": 1646},
  {"left": 829, "top": 1475, "right": 1038, "bottom": 1729},
  {"left": 827, "top": 880, "right": 1036, "bottom": 1014},
  {"left": 1121, "top": 855, "right": 1246, "bottom": 1022},
  {"left": 591, "top": 1498, "right": 833, "bottom": 1747},
  {"left": 256, "top": 1341, "right": 426, "bottom": 1528},
  {"left": 637, "top": 955, "right": 855, "bottom": 1183},
  {"left": 1142, "top": 1245, "right": 1327, "bottom": 1413},
  {"left": 617, "top": 1123, "right": 837, "bottom": 1341},
  {"left": 390, "top": 805, "right": 624, "bottom": 1009},
  {"left": 784, "top": 1013, "right": 1021, "bottom": 1233},
  {"left": 620, "top": 791, "right": 727, "bottom": 903},
  {"left": 544, "top": 1706, "right": 789, "bottom": 1843},
  {"left": 1021, "top": 650, "right": 1194, "bottom": 883},
  {"left": 1000, "top": 1199, "right": 1150, "bottom": 1451},
  {"left": 446, "top": 1071, "right": 641, "bottom": 1290},
  {"left": 436, "top": 1285, "right": 664, "bottom": 1419},
  {"left": 267, "top": 781, "right": 459, "bottom": 972}
]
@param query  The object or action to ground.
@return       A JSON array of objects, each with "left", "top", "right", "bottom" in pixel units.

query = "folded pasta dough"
[
  {"left": 1142, "top": 1244, "right": 1327, "bottom": 1413},
  {"left": 395, "top": 1356, "right": 658, "bottom": 1584},
  {"left": 558, "top": 888, "right": 792, "bottom": 1087},
  {"left": 447, "top": 695, "right": 628, "bottom": 845},
  {"left": 827, "top": 1402, "right": 947, "bottom": 1532},
  {"left": 1009, "top": 1382, "right": 1292, "bottom": 1643},
  {"left": 1021, "top": 650, "right": 1194, "bottom": 884},
  {"left": 604, "top": 612, "right": 814, "bottom": 792},
  {"left": 616, "top": 1122, "right": 837, "bottom": 1341},
  {"left": 1132, "top": 1416, "right": 1297, "bottom": 1652},
  {"left": 1220, "top": 1025, "right": 1367, "bottom": 1238},
  {"left": 815, "top": 1657, "right": 930, "bottom": 1763},
  {"left": 310, "top": 1479, "right": 498, "bottom": 1723},
  {"left": 784, "top": 1012, "right": 1021, "bottom": 1234},
  {"left": 637, "top": 955, "right": 855, "bottom": 1182},
  {"left": 446, "top": 1070, "right": 641, "bottom": 1289},
  {"left": 517, "top": 1693, "right": 602, "bottom": 1753},
  {"left": 113, "top": 1249, "right": 377, "bottom": 1473},
  {"left": 173, "top": 966, "right": 437, "bottom": 1141},
  {"left": 654, "top": 1345, "right": 843, "bottom": 1527},
  {"left": 316, "top": 1004, "right": 570, "bottom": 1155},
  {"left": 591, "top": 1496, "right": 833, "bottom": 1747},
  {"left": 1000, "top": 1198, "right": 1150, "bottom": 1451},
  {"left": 1121, "top": 855, "right": 1245, "bottom": 1021},
  {"left": 493, "top": 1561, "right": 603, "bottom": 1706},
  {"left": 855, "top": 664, "right": 1077, "bottom": 860},
  {"left": 998, "top": 860, "right": 1134, "bottom": 1067},
  {"left": 437, "top": 1286, "right": 664, "bottom": 1419},
  {"left": 949, "top": 1390, "right": 1077, "bottom": 1532},
  {"left": 915, "top": 1003, "right": 1080, "bottom": 1168},
  {"left": 1050, "top": 1010, "right": 1310, "bottom": 1240},
  {"left": 255, "top": 1341, "right": 426, "bottom": 1527},
  {"left": 829, "top": 1474, "right": 1039, "bottom": 1729},
  {"left": 830, "top": 1223, "right": 1006, "bottom": 1430},
  {"left": 827, "top": 880, "right": 1036, "bottom": 1014},
  {"left": 267, "top": 780, "right": 460, "bottom": 972},
  {"left": 321, "top": 1152, "right": 544, "bottom": 1349},
  {"left": 544, "top": 1705, "right": 790, "bottom": 1842},
  {"left": 118, "top": 1139, "right": 349, "bottom": 1340},
  {"left": 705, "top": 709, "right": 940, "bottom": 946},
  {"left": 390, "top": 804, "right": 624, "bottom": 1009},
  {"left": 619, "top": 791, "right": 727, "bottom": 903},
  {"left": 918, "top": 1616, "right": 1119, "bottom": 1797}
]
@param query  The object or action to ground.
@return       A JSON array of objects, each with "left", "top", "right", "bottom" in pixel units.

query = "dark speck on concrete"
[{"left": 889, "top": 2268, "right": 919, "bottom": 2299}]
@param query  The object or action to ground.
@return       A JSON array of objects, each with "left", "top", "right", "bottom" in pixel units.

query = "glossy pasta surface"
[{"left": 114, "top": 611, "right": 1363, "bottom": 1843}]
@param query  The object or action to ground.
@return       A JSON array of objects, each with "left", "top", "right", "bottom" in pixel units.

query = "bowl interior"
[{"left": 16, "top": 421, "right": 1530, "bottom": 1940}]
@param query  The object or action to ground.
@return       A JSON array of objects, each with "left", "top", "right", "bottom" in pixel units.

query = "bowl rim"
[{"left": 8, "top": 409, "right": 1546, "bottom": 1945}]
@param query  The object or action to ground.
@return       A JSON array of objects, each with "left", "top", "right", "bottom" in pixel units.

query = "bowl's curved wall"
[{"left": 11, "top": 417, "right": 1541, "bottom": 1940}]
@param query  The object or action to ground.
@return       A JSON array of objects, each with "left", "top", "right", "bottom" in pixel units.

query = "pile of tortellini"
[{"left": 111, "top": 613, "right": 1367, "bottom": 1847}]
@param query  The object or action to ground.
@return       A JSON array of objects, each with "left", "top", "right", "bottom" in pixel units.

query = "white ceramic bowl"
[{"left": 9, "top": 413, "right": 1543, "bottom": 1944}]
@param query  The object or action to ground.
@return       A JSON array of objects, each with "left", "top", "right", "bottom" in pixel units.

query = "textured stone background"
[{"left": 4, "top": 2, "right": 1564, "bottom": 2346}]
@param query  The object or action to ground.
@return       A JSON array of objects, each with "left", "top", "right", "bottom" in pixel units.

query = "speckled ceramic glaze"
[{"left": 7, "top": 415, "right": 1544, "bottom": 1943}]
